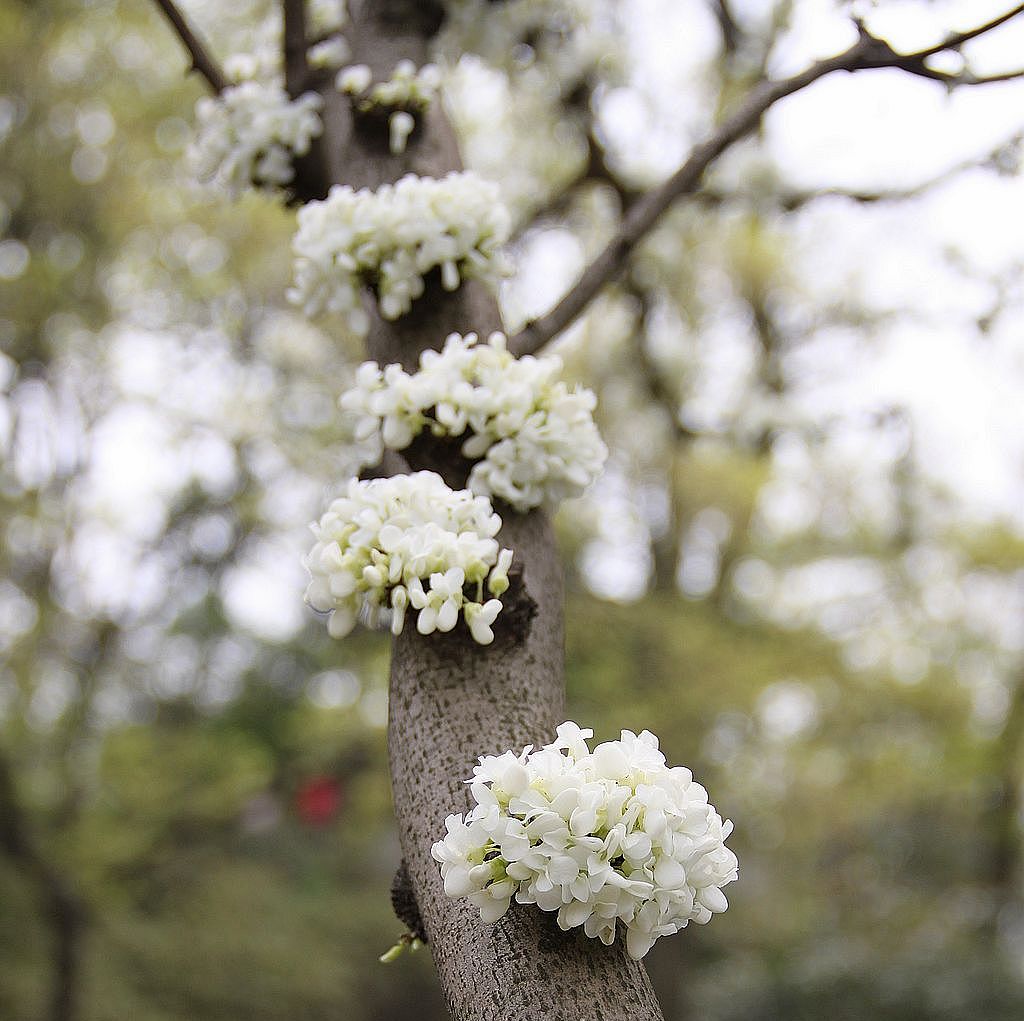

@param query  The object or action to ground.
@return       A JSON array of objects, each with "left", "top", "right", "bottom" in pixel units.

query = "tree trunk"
[
  {"left": 0, "top": 751, "right": 86, "bottom": 1021},
  {"left": 47, "top": 881, "right": 84, "bottom": 1021},
  {"left": 984, "top": 671, "right": 1024, "bottom": 945},
  {"left": 323, "top": 4, "right": 666, "bottom": 1017}
]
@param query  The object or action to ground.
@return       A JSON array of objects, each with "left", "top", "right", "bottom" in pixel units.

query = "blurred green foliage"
[
  {"left": 4, "top": 0, "right": 1024, "bottom": 1019},
  {"left": 4, "top": 593, "right": 1024, "bottom": 1019}
]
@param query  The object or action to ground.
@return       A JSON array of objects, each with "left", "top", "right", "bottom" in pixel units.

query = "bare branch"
[
  {"left": 511, "top": 116, "right": 639, "bottom": 242},
  {"left": 708, "top": 0, "right": 743, "bottom": 58},
  {"left": 510, "top": 76, "right": 638, "bottom": 242},
  {"left": 151, "top": 0, "right": 228, "bottom": 94},
  {"left": 850, "top": 3, "right": 1024, "bottom": 87},
  {"left": 510, "top": 177, "right": 583, "bottom": 243},
  {"left": 874, "top": 58, "right": 1024, "bottom": 88},
  {"left": 767, "top": 128, "right": 1024, "bottom": 210},
  {"left": 671, "top": 124, "right": 1018, "bottom": 216},
  {"left": 955, "top": 66, "right": 1024, "bottom": 86},
  {"left": 510, "top": 46, "right": 864, "bottom": 355},
  {"left": 914, "top": 2, "right": 1024, "bottom": 58},
  {"left": 627, "top": 281, "right": 699, "bottom": 445},
  {"left": 772, "top": 179, "right": 962, "bottom": 209},
  {"left": 510, "top": 8, "right": 1024, "bottom": 356}
]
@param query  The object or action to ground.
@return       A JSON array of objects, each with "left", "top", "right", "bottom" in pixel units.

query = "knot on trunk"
[
  {"left": 391, "top": 858, "right": 427, "bottom": 942},
  {"left": 372, "top": 0, "right": 446, "bottom": 37},
  {"left": 497, "top": 560, "right": 538, "bottom": 646}
]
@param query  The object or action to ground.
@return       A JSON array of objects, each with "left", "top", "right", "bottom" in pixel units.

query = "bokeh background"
[{"left": 4, "top": 0, "right": 1024, "bottom": 1018}]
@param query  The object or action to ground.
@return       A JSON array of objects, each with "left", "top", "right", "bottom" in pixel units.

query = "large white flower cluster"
[
  {"left": 304, "top": 471, "right": 513, "bottom": 644},
  {"left": 432, "top": 721, "right": 738, "bottom": 960},
  {"left": 288, "top": 172, "right": 511, "bottom": 333},
  {"left": 190, "top": 79, "right": 323, "bottom": 196},
  {"left": 339, "top": 332, "right": 608, "bottom": 512}
]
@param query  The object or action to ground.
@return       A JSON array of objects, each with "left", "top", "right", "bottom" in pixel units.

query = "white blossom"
[
  {"left": 307, "top": 0, "right": 348, "bottom": 34},
  {"left": 308, "top": 36, "right": 351, "bottom": 70},
  {"left": 389, "top": 111, "right": 416, "bottom": 154},
  {"left": 336, "top": 63, "right": 372, "bottom": 95},
  {"left": 288, "top": 173, "right": 511, "bottom": 333},
  {"left": 432, "top": 721, "right": 738, "bottom": 959},
  {"left": 310, "top": 0, "right": 348, "bottom": 35},
  {"left": 304, "top": 471, "right": 514, "bottom": 644},
  {"left": 464, "top": 598, "right": 503, "bottom": 644},
  {"left": 223, "top": 49, "right": 279, "bottom": 84},
  {"left": 190, "top": 78, "right": 323, "bottom": 197},
  {"left": 339, "top": 332, "right": 608, "bottom": 512}
]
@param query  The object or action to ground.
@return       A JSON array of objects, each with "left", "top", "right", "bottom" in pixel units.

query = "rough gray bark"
[
  {"left": 387, "top": 512, "right": 664, "bottom": 1021},
  {"left": 332, "top": 4, "right": 666, "bottom": 1018}
]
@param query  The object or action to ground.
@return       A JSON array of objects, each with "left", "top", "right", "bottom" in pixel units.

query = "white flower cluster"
[
  {"left": 340, "top": 332, "right": 608, "bottom": 512},
  {"left": 338, "top": 60, "right": 441, "bottom": 109},
  {"left": 304, "top": 471, "right": 514, "bottom": 644},
  {"left": 289, "top": 172, "right": 511, "bottom": 332},
  {"left": 190, "top": 79, "right": 323, "bottom": 196},
  {"left": 432, "top": 722, "right": 738, "bottom": 960},
  {"left": 337, "top": 60, "right": 443, "bottom": 153}
]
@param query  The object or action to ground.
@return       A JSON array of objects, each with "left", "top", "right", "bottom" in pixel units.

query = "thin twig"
[
  {"left": 510, "top": 45, "right": 864, "bottom": 355},
  {"left": 914, "top": 2, "right": 1024, "bottom": 58},
  {"left": 510, "top": 9, "right": 1024, "bottom": 356},
  {"left": 881, "top": 60, "right": 1024, "bottom": 88},
  {"left": 626, "top": 276, "right": 699, "bottom": 444},
  {"left": 511, "top": 110, "right": 639, "bottom": 242},
  {"left": 683, "top": 157, "right": 1022, "bottom": 217},
  {"left": 735, "top": 128, "right": 1024, "bottom": 211},
  {"left": 708, "top": 0, "right": 743, "bottom": 58},
  {"left": 151, "top": 0, "right": 228, "bottom": 94},
  {"left": 957, "top": 67, "right": 1024, "bottom": 86}
]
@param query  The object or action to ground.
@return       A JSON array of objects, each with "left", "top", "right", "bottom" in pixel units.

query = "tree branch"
[
  {"left": 778, "top": 130, "right": 1024, "bottom": 210},
  {"left": 510, "top": 8, "right": 1024, "bottom": 356},
  {"left": 326, "top": 7, "right": 667, "bottom": 1017},
  {"left": 925, "top": 65, "right": 1024, "bottom": 87},
  {"left": 967, "top": 67, "right": 1024, "bottom": 85},
  {"left": 708, "top": 0, "right": 743, "bottom": 59},
  {"left": 510, "top": 46, "right": 863, "bottom": 355},
  {"left": 914, "top": 2, "right": 1024, "bottom": 58},
  {"left": 625, "top": 277, "right": 698, "bottom": 445},
  {"left": 151, "top": 0, "right": 228, "bottom": 94},
  {"left": 511, "top": 99, "right": 639, "bottom": 242},
  {"left": 676, "top": 126, "right": 1022, "bottom": 214}
]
